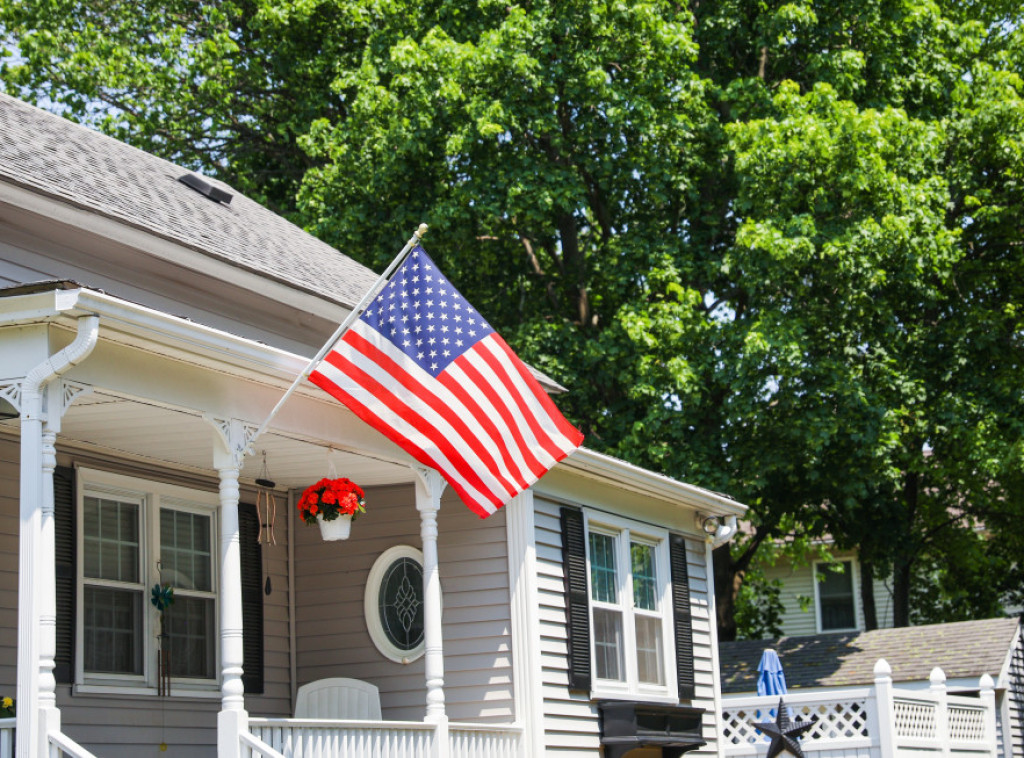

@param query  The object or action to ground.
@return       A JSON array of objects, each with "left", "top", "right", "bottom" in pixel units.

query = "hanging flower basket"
[{"left": 298, "top": 477, "right": 366, "bottom": 542}]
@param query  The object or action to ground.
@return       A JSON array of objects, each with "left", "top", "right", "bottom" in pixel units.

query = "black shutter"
[
  {"left": 560, "top": 506, "right": 591, "bottom": 691},
  {"left": 670, "top": 534, "right": 695, "bottom": 700},
  {"left": 238, "top": 503, "right": 264, "bottom": 694},
  {"left": 54, "top": 465, "right": 76, "bottom": 684}
]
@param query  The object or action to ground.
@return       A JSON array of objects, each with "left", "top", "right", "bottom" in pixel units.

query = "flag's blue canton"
[{"left": 360, "top": 247, "right": 495, "bottom": 378}]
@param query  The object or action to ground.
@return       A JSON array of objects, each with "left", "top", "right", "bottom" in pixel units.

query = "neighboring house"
[
  {"left": 0, "top": 92, "right": 748, "bottom": 758},
  {"left": 719, "top": 617, "right": 1024, "bottom": 758},
  {"left": 760, "top": 546, "right": 894, "bottom": 635}
]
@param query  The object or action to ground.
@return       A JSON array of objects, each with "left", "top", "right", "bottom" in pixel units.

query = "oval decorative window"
[{"left": 364, "top": 545, "right": 428, "bottom": 663}]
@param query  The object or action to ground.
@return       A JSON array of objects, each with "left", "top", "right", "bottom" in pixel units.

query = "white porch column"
[
  {"left": 505, "top": 491, "right": 543, "bottom": 758},
  {"left": 15, "top": 317, "right": 98, "bottom": 758},
  {"left": 15, "top": 380, "right": 45, "bottom": 758},
  {"left": 413, "top": 468, "right": 448, "bottom": 730},
  {"left": 209, "top": 418, "right": 255, "bottom": 758}
]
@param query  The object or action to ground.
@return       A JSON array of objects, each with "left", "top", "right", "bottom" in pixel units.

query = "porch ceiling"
[{"left": 1, "top": 389, "right": 415, "bottom": 489}]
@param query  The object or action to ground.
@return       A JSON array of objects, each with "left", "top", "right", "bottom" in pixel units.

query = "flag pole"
[{"left": 244, "top": 223, "right": 428, "bottom": 455}]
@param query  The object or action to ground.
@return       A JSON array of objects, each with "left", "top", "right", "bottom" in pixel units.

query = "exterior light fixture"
[{"left": 701, "top": 515, "right": 721, "bottom": 535}]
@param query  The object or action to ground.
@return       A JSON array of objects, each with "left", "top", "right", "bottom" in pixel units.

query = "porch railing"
[
  {"left": 247, "top": 717, "right": 522, "bottom": 758},
  {"left": 0, "top": 717, "right": 13, "bottom": 758},
  {"left": 721, "top": 658, "right": 998, "bottom": 758}
]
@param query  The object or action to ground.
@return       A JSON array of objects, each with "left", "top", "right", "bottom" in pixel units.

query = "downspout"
[
  {"left": 706, "top": 514, "right": 737, "bottom": 756},
  {"left": 17, "top": 315, "right": 100, "bottom": 758}
]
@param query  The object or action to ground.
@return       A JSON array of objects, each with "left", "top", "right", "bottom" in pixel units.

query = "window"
[
  {"left": 77, "top": 469, "right": 220, "bottom": 691},
  {"left": 815, "top": 560, "right": 857, "bottom": 631},
  {"left": 364, "top": 545, "right": 428, "bottom": 663},
  {"left": 584, "top": 516, "right": 676, "bottom": 700}
]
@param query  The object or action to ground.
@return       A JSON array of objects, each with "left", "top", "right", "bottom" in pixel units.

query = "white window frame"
[
  {"left": 813, "top": 559, "right": 859, "bottom": 633},
  {"left": 75, "top": 467, "right": 220, "bottom": 695},
  {"left": 584, "top": 511, "right": 677, "bottom": 702},
  {"left": 364, "top": 545, "right": 431, "bottom": 664}
]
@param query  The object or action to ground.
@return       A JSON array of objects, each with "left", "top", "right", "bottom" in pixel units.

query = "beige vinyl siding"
[
  {"left": 534, "top": 495, "right": 720, "bottom": 757},
  {"left": 0, "top": 237, "right": 53, "bottom": 286},
  {"left": 294, "top": 483, "right": 513, "bottom": 723},
  {"left": 764, "top": 553, "right": 896, "bottom": 636},
  {"left": 0, "top": 436, "right": 292, "bottom": 757}
]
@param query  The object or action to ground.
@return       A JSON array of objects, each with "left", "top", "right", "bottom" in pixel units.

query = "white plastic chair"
[{"left": 294, "top": 677, "right": 382, "bottom": 720}]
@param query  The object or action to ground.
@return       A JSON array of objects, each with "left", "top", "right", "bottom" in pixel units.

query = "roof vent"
[{"left": 178, "top": 173, "right": 233, "bottom": 205}]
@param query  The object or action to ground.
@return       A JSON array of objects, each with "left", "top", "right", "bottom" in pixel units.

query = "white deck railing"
[
  {"left": 247, "top": 717, "right": 522, "bottom": 758},
  {"left": 0, "top": 717, "right": 13, "bottom": 758},
  {"left": 721, "top": 659, "right": 998, "bottom": 758}
]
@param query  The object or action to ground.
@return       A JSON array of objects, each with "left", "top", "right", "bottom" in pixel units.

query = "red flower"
[{"left": 297, "top": 477, "right": 367, "bottom": 526}]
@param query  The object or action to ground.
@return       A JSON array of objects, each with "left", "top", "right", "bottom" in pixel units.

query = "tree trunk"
[
  {"left": 713, "top": 543, "right": 738, "bottom": 641},
  {"left": 892, "top": 558, "right": 912, "bottom": 627},
  {"left": 860, "top": 560, "right": 878, "bottom": 630}
]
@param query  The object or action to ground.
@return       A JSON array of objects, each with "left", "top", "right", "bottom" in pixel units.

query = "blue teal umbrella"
[{"left": 757, "top": 648, "right": 787, "bottom": 697}]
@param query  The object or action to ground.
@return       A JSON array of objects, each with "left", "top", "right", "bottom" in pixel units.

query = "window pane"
[
  {"left": 589, "top": 533, "right": 617, "bottom": 603},
  {"left": 83, "top": 496, "right": 139, "bottom": 582},
  {"left": 631, "top": 542, "right": 658, "bottom": 611},
  {"left": 593, "top": 608, "right": 625, "bottom": 681},
  {"left": 160, "top": 509, "right": 212, "bottom": 591},
  {"left": 84, "top": 587, "right": 143, "bottom": 674},
  {"left": 635, "top": 615, "right": 664, "bottom": 684},
  {"left": 819, "top": 562, "right": 855, "bottom": 630},
  {"left": 378, "top": 557, "right": 425, "bottom": 651},
  {"left": 163, "top": 596, "right": 215, "bottom": 679}
]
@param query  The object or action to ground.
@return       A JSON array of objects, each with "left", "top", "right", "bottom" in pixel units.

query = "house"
[
  {"left": 757, "top": 544, "right": 894, "bottom": 635},
  {"left": 718, "top": 617, "right": 1023, "bottom": 757},
  {"left": 0, "top": 92, "right": 748, "bottom": 757}
]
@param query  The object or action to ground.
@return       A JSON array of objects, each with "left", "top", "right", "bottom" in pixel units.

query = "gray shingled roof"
[
  {"left": 0, "top": 92, "right": 379, "bottom": 308},
  {"left": 720, "top": 617, "right": 1020, "bottom": 693}
]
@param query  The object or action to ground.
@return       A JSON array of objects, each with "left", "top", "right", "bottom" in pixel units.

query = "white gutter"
[
  {"left": 16, "top": 314, "right": 99, "bottom": 758},
  {"left": 0, "top": 287, "right": 309, "bottom": 386}
]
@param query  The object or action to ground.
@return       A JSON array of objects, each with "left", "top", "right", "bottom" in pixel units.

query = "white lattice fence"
[
  {"left": 948, "top": 704, "right": 986, "bottom": 742},
  {"left": 721, "top": 690, "right": 875, "bottom": 755},
  {"left": 893, "top": 697, "right": 938, "bottom": 740}
]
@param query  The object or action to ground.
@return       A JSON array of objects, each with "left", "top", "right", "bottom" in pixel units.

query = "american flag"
[{"left": 309, "top": 246, "right": 583, "bottom": 517}]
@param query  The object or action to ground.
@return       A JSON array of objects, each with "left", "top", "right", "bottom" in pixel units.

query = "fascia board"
[
  {"left": 558, "top": 448, "right": 748, "bottom": 517},
  {"left": 0, "top": 179, "right": 352, "bottom": 321}
]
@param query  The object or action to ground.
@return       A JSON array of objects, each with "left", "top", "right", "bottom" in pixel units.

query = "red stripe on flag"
[
  {"left": 320, "top": 348, "right": 506, "bottom": 512},
  {"left": 308, "top": 368, "right": 498, "bottom": 518},
  {"left": 491, "top": 335, "right": 584, "bottom": 447},
  {"left": 341, "top": 330, "right": 520, "bottom": 498},
  {"left": 447, "top": 351, "right": 552, "bottom": 477},
  {"left": 471, "top": 341, "right": 570, "bottom": 463},
  {"left": 436, "top": 369, "right": 546, "bottom": 486}
]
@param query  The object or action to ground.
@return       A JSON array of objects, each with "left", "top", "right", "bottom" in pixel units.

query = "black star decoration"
[{"left": 751, "top": 698, "right": 817, "bottom": 758}]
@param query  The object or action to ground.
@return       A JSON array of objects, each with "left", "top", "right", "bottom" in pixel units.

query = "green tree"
[{"left": 3, "top": 0, "right": 1022, "bottom": 636}]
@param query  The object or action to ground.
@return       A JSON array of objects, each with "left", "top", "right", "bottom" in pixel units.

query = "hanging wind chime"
[
  {"left": 150, "top": 581, "right": 175, "bottom": 696},
  {"left": 255, "top": 451, "right": 277, "bottom": 595}
]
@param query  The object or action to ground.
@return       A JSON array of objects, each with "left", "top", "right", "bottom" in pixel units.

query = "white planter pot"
[{"left": 317, "top": 513, "right": 353, "bottom": 541}]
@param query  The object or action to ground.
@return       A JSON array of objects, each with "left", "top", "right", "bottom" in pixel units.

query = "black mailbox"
[{"left": 598, "top": 701, "right": 706, "bottom": 758}]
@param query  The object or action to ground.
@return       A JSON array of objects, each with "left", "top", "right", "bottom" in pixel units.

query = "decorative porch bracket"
[
  {"left": 412, "top": 466, "right": 450, "bottom": 757},
  {"left": 205, "top": 415, "right": 259, "bottom": 758}
]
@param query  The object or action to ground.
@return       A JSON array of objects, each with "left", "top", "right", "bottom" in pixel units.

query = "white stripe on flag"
[
  {"left": 313, "top": 359, "right": 499, "bottom": 513},
  {"left": 461, "top": 345, "right": 562, "bottom": 469},
  {"left": 345, "top": 322, "right": 540, "bottom": 489},
  {"left": 335, "top": 332, "right": 517, "bottom": 499},
  {"left": 478, "top": 337, "right": 581, "bottom": 455}
]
